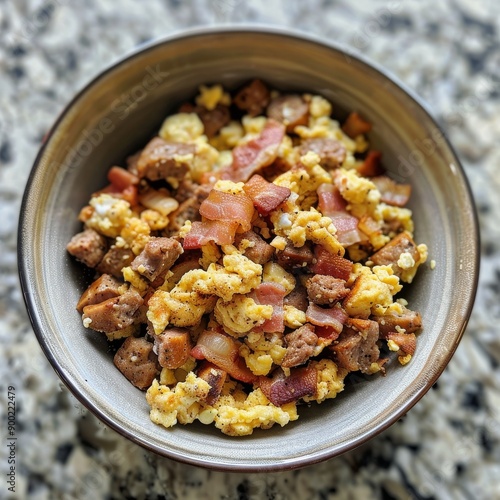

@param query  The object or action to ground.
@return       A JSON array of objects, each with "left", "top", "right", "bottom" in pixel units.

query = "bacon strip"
[
  {"left": 317, "top": 184, "right": 363, "bottom": 246},
  {"left": 306, "top": 303, "right": 348, "bottom": 335},
  {"left": 249, "top": 282, "right": 286, "bottom": 333},
  {"left": 243, "top": 175, "right": 291, "bottom": 216},
  {"left": 371, "top": 175, "right": 411, "bottom": 207},
  {"left": 182, "top": 220, "right": 239, "bottom": 249},
  {"left": 223, "top": 119, "right": 285, "bottom": 182},
  {"left": 311, "top": 245, "right": 353, "bottom": 281},
  {"left": 258, "top": 367, "right": 317, "bottom": 406},
  {"left": 199, "top": 189, "right": 254, "bottom": 231},
  {"left": 317, "top": 183, "right": 347, "bottom": 213}
]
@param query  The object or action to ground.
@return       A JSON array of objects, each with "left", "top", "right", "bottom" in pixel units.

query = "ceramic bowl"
[{"left": 18, "top": 26, "right": 479, "bottom": 471}]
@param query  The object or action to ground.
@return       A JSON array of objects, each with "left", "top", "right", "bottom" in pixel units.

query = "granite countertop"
[{"left": 1, "top": 0, "right": 500, "bottom": 498}]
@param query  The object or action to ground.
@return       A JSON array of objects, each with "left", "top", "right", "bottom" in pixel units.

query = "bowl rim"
[{"left": 18, "top": 24, "right": 480, "bottom": 471}]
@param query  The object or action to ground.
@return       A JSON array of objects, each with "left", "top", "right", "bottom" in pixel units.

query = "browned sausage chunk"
[
  {"left": 76, "top": 274, "right": 122, "bottom": 313},
  {"left": 267, "top": 95, "right": 309, "bottom": 133},
  {"left": 96, "top": 245, "right": 135, "bottom": 278},
  {"left": 136, "top": 137, "right": 194, "bottom": 182},
  {"left": 154, "top": 328, "right": 193, "bottom": 369},
  {"left": 283, "top": 283, "right": 309, "bottom": 312},
  {"left": 299, "top": 138, "right": 346, "bottom": 169},
  {"left": 282, "top": 324, "right": 318, "bottom": 368},
  {"left": 233, "top": 230, "right": 274, "bottom": 265},
  {"left": 196, "top": 361, "right": 227, "bottom": 405},
  {"left": 233, "top": 79, "right": 271, "bottom": 117},
  {"left": 82, "top": 288, "right": 144, "bottom": 333},
  {"left": 179, "top": 103, "right": 231, "bottom": 138},
  {"left": 331, "top": 318, "right": 379, "bottom": 374},
  {"left": 370, "top": 231, "right": 420, "bottom": 280},
  {"left": 276, "top": 239, "right": 314, "bottom": 270},
  {"left": 372, "top": 305, "right": 422, "bottom": 337},
  {"left": 114, "top": 336, "right": 159, "bottom": 390},
  {"left": 67, "top": 228, "right": 108, "bottom": 268},
  {"left": 131, "top": 237, "right": 183, "bottom": 282},
  {"left": 306, "top": 275, "right": 349, "bottom": 306}
]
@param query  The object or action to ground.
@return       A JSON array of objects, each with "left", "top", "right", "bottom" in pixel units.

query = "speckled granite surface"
[{"left": 1, "top": 0, "right": 499, "bottom": 498}]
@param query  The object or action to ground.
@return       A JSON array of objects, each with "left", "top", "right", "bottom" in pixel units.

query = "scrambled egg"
[
  {"left": 343, "top": 263, "right": 399, "bottom": 319},
  {"left": 86, "top": 194, "right": 132, "bottom": 238},
  {"left": 212, "top": 387, "right": 298, "bottom": 436},
  {"left": 147, "top": 249, "right": 263, "bottom": 334},
  {"left": 303, "top": 359, "right": 347, "bottom": 404},
  {"left": 214, "top": 295, "right": 273, "bottom": 336},
  {"left": 146, "top": 373, "right": 211, "bottom": 427}
]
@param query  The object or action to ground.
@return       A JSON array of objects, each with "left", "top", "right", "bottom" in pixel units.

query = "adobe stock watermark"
[
  {"left": 5, "top": 0, "right": 70, "bottom": 46},
  {"left": 212, "top": 0, "right": 244, "bottom": 21},
  {"left": 61, "top": 64, "right": 170, "bottom": 171}
]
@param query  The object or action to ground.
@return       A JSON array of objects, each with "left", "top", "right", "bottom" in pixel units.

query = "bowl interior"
[{"left": 19, "top": 27, "right": 478, "bottom": 470}]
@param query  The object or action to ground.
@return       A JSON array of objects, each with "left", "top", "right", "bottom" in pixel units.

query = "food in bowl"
[{"left": 66, "top": 79, "right": 428, "bottom": 436}]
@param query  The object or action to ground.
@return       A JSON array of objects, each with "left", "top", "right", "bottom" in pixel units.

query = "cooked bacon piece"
[
  {"left": 299, "top": 138, "right": 346, "bottom": 169},
  {"left": 154, "top": 328, "right": 192, "bottom": 369},
  {"left": 306, "top": 303, "right": 348, "bottom": 335},
  {"left": 191, "top": 330, "right": 257, "bottom": 384},
  {"left": 386, "top": 332, "right": 417, "bottom": 356},
  {"left": 342, "top": 111, "right": 372, "bottom": 138},
  {"left": 131, "top": 237, "right": 183, "bottom": 282},
  {"left": 108, "top": 166, "right": 139, "bottom": 190},
  {"left": 233, "top": 79, "right": 271, "bottom": 117},
  {"left": 243, "top": 174, "right": 291, "bottom": 216},
  {"left": 114, "top": 336, "right": 159, "bottom": 390},
  {"left": 371, "top": 175, "right": 411, "bottom": 207},
  {"left": 314, "top": 325, "right": 342, "bottom": 343},
  {"left": 317, "top": 183, "right": 347, "bottom": 213},
  {"left": 311, "top": 245, "right": 353, "bottom": 281},
  {"left": 76, "top": 274, "right": 122, "bottom": 313},
  {"left": 283, "top": 283, "right": 309, "bottom": 312},
  {"left": 267, "top": 95, "right": 309, "bottom": 133},
  {"left": 136, "top": 137, "right": 194, "bottom": 182},
  {"left": 250, "top": 282, "right": 286, "bottom": 334},
  {"left": 357, "top": 150, "right": 384, "bottom": 177},
  {"left": 282, "top": 324, "right": 318, "bottom": 368},
  {"left": 276, "top": 239, "right": 314, "bottom": 270},
  {"left": 82, "top": 288, "right": 144, "bottom": 333},
  {"left": 67, "top": 228, "right": 108, "bottom": 269},
  {"left": 373, "top": 305, "right": 422, "bottom": 337},
  {"left": 179, "top": 103, "right": 230, "bottom": 138},
  {"left": 258, "top": 366, "right": 317, "bottom": 406},
  {"left": 223, "top": 119, "right": 285, "bottom": 182},
  {"left": 196, "top": 361, "right": 227, "bottom": 405},
  {"left": 331, "top": 318, "right": 380, "bottom": 374},
  {"left": 199, "top": 189, "right": 255, "bottom": 232},
  {"left": 98, "top": 166, "right": 140, "bottom": 205},
  {"left": 306, "top": 275, "right": 349, "bottom": 306},
  {"left": 317, "top": 184, "right": 363, "bottom": 247},
  {"left": 97, "top": 245, "right": 135, "bottom": 278},
  {"left": 234, "top": 230, "right": 274, "bottom": 265},
  {"left": 370, "top": 231, "right": 420, "bottom": 280},
  {"left": 182, "top": 220, "right": 239, "bottom": 249}
]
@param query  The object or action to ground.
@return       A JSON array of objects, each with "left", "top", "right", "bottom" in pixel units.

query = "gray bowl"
[{"left": 18, "top": 26, "right": 479, "bottom": 471}]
